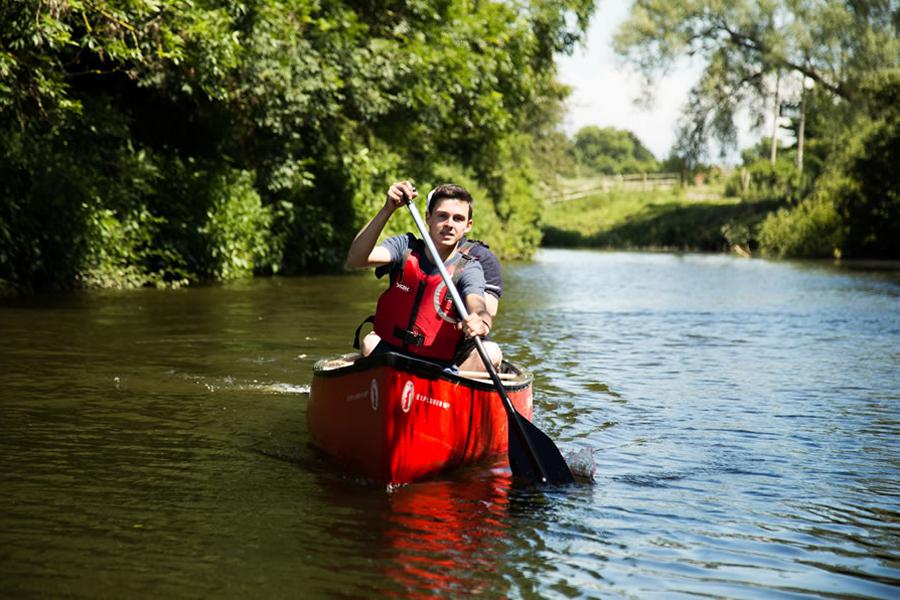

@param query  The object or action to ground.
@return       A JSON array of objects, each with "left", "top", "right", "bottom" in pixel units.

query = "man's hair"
[{"left": 426, "top": 183, "right": 473, "bottom": 219}]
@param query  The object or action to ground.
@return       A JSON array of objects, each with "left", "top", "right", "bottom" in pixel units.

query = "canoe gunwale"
[{"left": 312, "top": 351, "right": 533, "bottom": 392}]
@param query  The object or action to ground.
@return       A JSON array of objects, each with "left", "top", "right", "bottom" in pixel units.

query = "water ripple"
[{"left": 2, "top": 251, "right": 899, "bottom": 598}]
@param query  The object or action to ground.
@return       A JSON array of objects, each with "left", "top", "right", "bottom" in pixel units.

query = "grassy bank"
[{"left": 541, "top": 184, "right": 783, "bottom": 253}]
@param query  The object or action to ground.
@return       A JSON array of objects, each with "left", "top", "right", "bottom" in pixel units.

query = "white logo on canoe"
[
  {"left": 370, "top": 379, "right": 379, "bottom": 411},
  {"left": 401, "top": 380, "right": 415, "bottom": 413}
]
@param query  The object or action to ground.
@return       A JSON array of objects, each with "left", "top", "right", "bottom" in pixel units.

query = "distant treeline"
[
  {"left": 0, "top": 0, "right": 593, "bottom": 293},
  {"left": 564, "top": 126, "right": 660, "bottom": 176}
]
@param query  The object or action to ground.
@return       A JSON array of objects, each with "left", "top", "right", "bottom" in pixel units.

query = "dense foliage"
[
  {"left": 614, "top": 0, "right": 899, "bottom": 258},
  {"left": 757, "top": 77, "right": 899, "bottom": 258},
  {"left": 0, "top": 0, "right": 594, "bottom": 292}
]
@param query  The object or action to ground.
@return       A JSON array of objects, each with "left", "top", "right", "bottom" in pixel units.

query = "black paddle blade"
[{"left": 508, "top": 412, "right": 575, "bottom": 485}]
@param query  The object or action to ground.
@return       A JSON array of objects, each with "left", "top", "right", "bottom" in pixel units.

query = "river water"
[{"left": 1, "top": 249, "right": 898, "bottom": 598}]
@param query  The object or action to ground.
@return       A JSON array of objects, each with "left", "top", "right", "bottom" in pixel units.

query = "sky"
[{"left": 555, "top": 0, "right": 759, "bottom": 162}]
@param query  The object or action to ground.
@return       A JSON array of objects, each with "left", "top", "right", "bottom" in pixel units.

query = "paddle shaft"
[{"left": 405, "top": 200, "right": 551, "bottom": 483}]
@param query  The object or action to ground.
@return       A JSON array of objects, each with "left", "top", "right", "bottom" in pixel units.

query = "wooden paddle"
[{"left": 406, "top": 198, "right": 574, "bottom": 485}]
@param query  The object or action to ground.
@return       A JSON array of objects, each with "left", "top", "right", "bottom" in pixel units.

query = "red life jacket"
[{"left": 373, "top": 244, "right": 472, "bottom": 361}]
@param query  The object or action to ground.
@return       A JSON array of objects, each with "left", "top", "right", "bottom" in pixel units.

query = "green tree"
[
  {"left": 1, "top": 0, "right": 597, "bottom": 292},
  {"left": 613, "top": 0, "right": 899, "bottom": 160},
  {"left": 758, "top": 73, "right": 900, "bottom": 258},
  {"left": 569, "top": 125, "right": 658, "bottom": 174},
  {"left": 614, "top": 0, "right": 899, "bottom": 258}
]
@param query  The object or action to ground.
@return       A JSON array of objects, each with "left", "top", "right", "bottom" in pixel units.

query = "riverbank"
[{"left": 541, "top": 183, "right": 782, "bottom": 254}]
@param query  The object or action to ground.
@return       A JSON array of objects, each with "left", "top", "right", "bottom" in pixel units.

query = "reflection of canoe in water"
[
  {"left": 383, "top": 466, "right": 514, "bottom": 593},
  {"left": 308, "top": 351, "right": 533, "bottom": 484}
]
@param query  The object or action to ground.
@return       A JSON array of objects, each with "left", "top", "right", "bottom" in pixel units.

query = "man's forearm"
[
  {"left": 484, "top": 294, "right": 499, "bottom": 318},
  {"left": 345, "top": 206, "right": 393, "bottom": 268},
  {"left": 463, "top": 294, "right": 492, "bottom": 336}
]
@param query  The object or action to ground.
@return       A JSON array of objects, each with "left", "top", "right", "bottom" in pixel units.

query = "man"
[
  {"left": 357, "top": 232, "right": 503, "bottom": 359},
  {"left": 346, "top": 181, "right": 501, "bottom": 371}
]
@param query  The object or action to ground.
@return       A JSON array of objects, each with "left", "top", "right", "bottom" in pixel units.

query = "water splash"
[
  {"left": 562, "top": 445, "right": 597, "bottom": 482},
  {"left": 178, "top": 372, "right": 310, "bottom": 395}
]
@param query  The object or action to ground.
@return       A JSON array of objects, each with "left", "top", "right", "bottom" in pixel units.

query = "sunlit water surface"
[{"left": 1, "top": 249, "right": 898, "bottom": 598}]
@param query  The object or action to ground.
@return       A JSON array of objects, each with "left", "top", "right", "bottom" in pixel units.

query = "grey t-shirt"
[{"left": 377, "top": 233, "right": 486, "bottom": 298}]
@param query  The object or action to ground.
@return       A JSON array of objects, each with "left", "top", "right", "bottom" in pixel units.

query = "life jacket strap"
[
  {"left": 393, "top": 326, "right": 425, "bottom": 347},
  {"left": 352, "top": 317, "right": 425, "bottom": 349},
  {"left": 353, "top": 315, "right": 375, "bottom": 350}
]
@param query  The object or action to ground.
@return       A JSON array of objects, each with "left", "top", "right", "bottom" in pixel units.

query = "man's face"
[{"left": 426, "top": 198, "right": 472, "bottom": 252}]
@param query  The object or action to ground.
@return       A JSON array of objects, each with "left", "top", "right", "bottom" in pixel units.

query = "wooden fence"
[{"left": 547, "top": 173, "right": 681, "bottom": 204}]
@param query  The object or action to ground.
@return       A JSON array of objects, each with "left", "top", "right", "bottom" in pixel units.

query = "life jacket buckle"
[{"left": 393, "top": 326, "right": 425, "bottom": 347}]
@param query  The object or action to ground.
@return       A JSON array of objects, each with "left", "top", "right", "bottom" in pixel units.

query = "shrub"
[
  {"left": 757, "top": 193, "right": 844, "bottom": 258},
  {"left": 200, "top": 170, "right": 274, "bottom": 280},
  {"left": 79, "top": 207, "right": 189, "bottom": 289},
  {"left": 834, "top": 112, "right": 899, "bottom": 257},
  {"left": 725, "top": 159, "right": 808, "bottom": 203}
]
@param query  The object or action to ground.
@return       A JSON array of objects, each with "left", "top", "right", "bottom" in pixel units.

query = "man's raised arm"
[{"left": 345, "top": 181, "right": 417, "bottom": 268}]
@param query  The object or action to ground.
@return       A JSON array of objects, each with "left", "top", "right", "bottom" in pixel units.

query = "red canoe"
[{"left": 307, "top": 351, "right": 533, "bottom": 484}]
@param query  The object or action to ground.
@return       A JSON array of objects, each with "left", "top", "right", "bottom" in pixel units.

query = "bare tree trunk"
[
  {"left": 770, "top": 70, "right": 781, "bottom": 165},
  {"left": 796, "top": 83, "right": 806, "bottom": 174}
]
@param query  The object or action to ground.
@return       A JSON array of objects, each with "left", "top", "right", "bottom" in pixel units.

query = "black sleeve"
[{"left": 472, "top": 244, "right": 502, "bottom": 298}]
